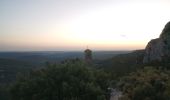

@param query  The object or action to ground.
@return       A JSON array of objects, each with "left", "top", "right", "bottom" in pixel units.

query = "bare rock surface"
[{"left": 143, "top": 22, "right": 170, "bottom": 63}]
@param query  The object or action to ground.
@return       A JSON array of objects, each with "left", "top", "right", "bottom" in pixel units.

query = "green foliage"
[
  {"left": 119, "top": 67, "right": 170, "bottom": 100},
  {"left": 0, "top": 85, "right": 10, "bottom": 100},
  {"left": 9, "top": 60, "right": 109, "bottom": 100},
  {"left": 100, "top": 50, "right": 144, "bottom": 77}
]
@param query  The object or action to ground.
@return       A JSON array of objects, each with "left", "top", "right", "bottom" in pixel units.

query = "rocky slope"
[{"left": 143, "top": 21, "right": 170, "bottom": 63}]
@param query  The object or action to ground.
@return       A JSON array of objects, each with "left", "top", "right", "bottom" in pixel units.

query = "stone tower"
[{"left": 84, "top": 48, "right": 92, "bottom": 63}]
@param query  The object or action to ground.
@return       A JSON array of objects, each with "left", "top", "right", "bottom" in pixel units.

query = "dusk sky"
[{"left": 1, "top": 0, "right": 170, "bottom": 51}]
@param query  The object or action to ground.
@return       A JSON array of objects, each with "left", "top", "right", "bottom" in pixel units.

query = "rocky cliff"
[{"left": 143, "top": 22, "right": 170, "bottom": 63}]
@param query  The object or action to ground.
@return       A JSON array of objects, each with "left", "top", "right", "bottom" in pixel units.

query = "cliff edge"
[{"left": 143, "top": 22, "right": 170, "bottom": 63}]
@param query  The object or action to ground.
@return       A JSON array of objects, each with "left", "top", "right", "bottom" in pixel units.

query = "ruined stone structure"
[{"left": 84, "top": 49, "right": 92, "bottom": 63}]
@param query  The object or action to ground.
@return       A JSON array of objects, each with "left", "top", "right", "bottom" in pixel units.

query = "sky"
[{"left": 1, "top": 0, "right": 170, "bottom": 51}]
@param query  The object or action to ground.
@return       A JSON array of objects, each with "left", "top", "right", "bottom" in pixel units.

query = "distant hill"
[
  {"left": 0, "top": 51, "right": 130, "bottom": 84},
  {"left": 0, "top": 51, "right": 130, "bottom": 64},
  {"left": 98, "top": 50, "right": 145, "bottom": 76},
  {"left": 0, "top": 58, "right": 35, "bottom": 84}
]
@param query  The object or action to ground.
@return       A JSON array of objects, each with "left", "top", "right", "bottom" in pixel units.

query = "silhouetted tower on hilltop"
[{"left": 84, "top": 48, "right": 92, "bottom": 63}]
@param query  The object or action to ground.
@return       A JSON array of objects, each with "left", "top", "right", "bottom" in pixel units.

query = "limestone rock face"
[{"left": 143, "top": 22, "right": 170, "bottom": 63}]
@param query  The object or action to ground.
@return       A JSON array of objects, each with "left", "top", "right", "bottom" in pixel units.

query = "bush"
[
  {"left": 9, "top": 60, "right": 109, "bottom": 100},
  {"left": 119, "top": 67, "right": 170, "bottom": 100}
]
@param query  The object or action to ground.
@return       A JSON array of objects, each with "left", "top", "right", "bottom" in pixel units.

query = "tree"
[
  {"left": 9, "top": 60, "right": 108, "bottom": 100},
  {"left": 119, "top": 67, "right": 170, "bottom": 100}
]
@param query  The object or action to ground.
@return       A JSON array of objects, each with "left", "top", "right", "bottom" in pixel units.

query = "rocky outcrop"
[
  {"left": 109, "top": 89, "right": 122, "bottom": 100},
  {"left": 143, "top": 22, "right": 170, "bottom": 63}
]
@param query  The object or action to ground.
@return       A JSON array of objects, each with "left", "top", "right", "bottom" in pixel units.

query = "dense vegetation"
[
  {"left": 9, "top": 60, "right": 110, "bottom": 100},
  {"left": 0, "top": 51, "right": 170, "bottom": 100},
  {"left": 99, "top": 50, "right": 144, "bottom": 77},
  {"left": 119, "top": 67, "right": 170, "bottom": 100}
]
